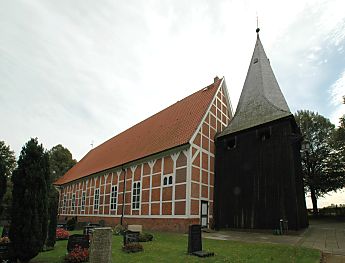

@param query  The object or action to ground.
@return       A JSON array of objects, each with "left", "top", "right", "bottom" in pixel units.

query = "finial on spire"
[{"left": 256, "top": 15, "right": 260, "bottom": 34}]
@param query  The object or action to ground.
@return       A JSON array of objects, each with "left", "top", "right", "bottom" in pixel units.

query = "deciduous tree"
[
  {"left": 295, "top": 110, "right": 345, "bottom": 215},
  {"left": 48, "top": 144, "right": 76, "bottom": 182},
  {"left": 0, "top": 141, "right": 16, "bottom": 216}
]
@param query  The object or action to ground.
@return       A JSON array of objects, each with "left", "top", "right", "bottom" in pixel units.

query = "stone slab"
[
  {"left": 128, "top": 225, "right": 142, "bottom": 233},
  {"left": 89, "top": 227, "right": 112, "bottom": 263}
]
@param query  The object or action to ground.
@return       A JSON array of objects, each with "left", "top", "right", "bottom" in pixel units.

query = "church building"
[
  {"left": 55, "top": 76, "right": 232, "bottom": 232},
  {"left": 55, "top": 29, "right": 307, "bottom": 232}
]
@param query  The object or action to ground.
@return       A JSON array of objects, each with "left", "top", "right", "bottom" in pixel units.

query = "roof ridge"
[
  {"left": 55, "top": 77, "right": 222, "bottom": 185},
  {"left": 91, "top": 80, "right": 220, "bottom": 151}
]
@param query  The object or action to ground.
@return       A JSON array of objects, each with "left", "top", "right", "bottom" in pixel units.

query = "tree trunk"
[{"left": 310, "top": 186, "right": 318, "bottom": 216}]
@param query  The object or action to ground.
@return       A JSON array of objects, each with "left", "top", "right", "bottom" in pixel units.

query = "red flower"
[
  {"left": 56, "top": 228, "right": 70, "bottom": 240},
  {"left": 65, "top": 245, "right": 89, "bottom": 263}
]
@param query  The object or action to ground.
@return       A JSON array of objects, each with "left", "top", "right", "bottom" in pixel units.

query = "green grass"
[{"left": 31, "top": 230, "right": 320, "bottom": 263}]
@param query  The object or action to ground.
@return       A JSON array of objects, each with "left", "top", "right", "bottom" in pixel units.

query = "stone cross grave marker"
[{"left": 89, "top": 227, "right": 112, "bottom": 263}]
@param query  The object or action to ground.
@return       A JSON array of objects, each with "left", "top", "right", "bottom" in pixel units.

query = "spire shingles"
[{"left": 219, "top": 34, "right": 291, "bottom": 136}]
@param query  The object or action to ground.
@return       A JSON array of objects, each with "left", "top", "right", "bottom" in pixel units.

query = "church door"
[{"left": 200, "top": 201, "right": 208, "bottom": 228}]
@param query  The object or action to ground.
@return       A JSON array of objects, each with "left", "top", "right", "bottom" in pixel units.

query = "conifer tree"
[
  {"left": 46, "top": 187, "right": 59, "bottom": 248},
  {"left": 10, "top": 138, "right": 50, "bottom": 262}
]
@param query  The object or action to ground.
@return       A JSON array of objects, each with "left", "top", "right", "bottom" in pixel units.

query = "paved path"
[
  {"left": 299, "top": 219, "right": 345, "bottom": 256},
  {"left": 203, "top": 219, "right": 345, "bottom": 262},
  {"left": 203, "top": 229, "right": 303, "bottom": 245}
]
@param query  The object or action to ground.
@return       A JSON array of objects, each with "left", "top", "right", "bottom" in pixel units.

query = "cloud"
[
  {"left": 268, "top": 0, "right": 345, "bottom": 124},
  {"left": 0, "top": 0, "right": 345, "bottom": 162},
  {"left": 329, "top": 70, "right": 345, "bottom": 124}
]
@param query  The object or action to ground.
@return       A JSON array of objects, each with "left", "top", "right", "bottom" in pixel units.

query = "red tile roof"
[{"left": 55, "top": 77, "right": 222, "bottom": 185}]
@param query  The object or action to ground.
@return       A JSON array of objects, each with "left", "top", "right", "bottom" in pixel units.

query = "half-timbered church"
[{"left": 55, "top": 29, "right": 307, "bottom": 232}]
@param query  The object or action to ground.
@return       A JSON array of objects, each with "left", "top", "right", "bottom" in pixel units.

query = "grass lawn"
[{"left": 31, "top": 230, "right": 320, "bottom": 263}]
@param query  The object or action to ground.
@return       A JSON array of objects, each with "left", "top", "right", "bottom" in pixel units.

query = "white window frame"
[
  {"left": 63, "top": 194, "right": 67, "bottom": 213},
  {"left": 81, "top": 191, "right": 86, "bottom": 211},
  {"left": 163, "top": 174, "right": 174, "bottom": 186},
  {"left": 71, "top": 193, "right": 76, "bottom": 211},
  {"left": 110, "top": 185, "right": 118, "bottom": 210},
  {"left": 132, "top": 181, "right": 141, "bottom": 210},
  {"left": 94, "top": 188, "right": 100, "bottom": 210}
]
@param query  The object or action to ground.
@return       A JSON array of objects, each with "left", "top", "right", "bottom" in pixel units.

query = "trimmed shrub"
[
  {"left": 138, "top": 232, "right": 153, "bottom": 242},
  {"left": 122, "top": 243, "right": 143, "bottom": 253},
  {"left": 113, "top": 224, "right": 126, "bottom": 236},
  {"left": 99, "top": 220, "right": 105, "bottom": 227},
  {"left": 66, "top": 217, "right": 77, "bottom": 231}
]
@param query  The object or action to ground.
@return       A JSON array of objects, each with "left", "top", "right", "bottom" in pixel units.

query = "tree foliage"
[
  {"left": 295, "top": 110, "right": 345, "bottom": 214},
  {"left": 0, "top": 141, "right": 16, "bottom": 215},
  {"left": 332, "top": 95, "right": 345, "bottom": 159},
  {"left": 48, "top": 144, "right": 76, "bottom": 182},
  {"left": 1, "top": 180, "right": 13, "bottom": 220},
  {"left": 46, "top": 187, "right": 59, "bottom": 248},
  {"left": 10, "top": 138, "right": 50, "bottom": 262}
]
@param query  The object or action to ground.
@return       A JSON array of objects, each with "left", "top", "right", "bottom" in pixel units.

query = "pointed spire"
[{"left": 219, "top": 31, "right": 291, "bottom": 136}]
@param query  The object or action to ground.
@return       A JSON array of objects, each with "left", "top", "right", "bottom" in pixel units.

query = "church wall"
[
  {"left": 57, "top": 80, "right": 232, "bottom": 232},
  {"left": 58, "top": 149, "right": 192, "bottom": 231},
  {"left": 189, "top": 83, "right": 231, "bottom": 228}
]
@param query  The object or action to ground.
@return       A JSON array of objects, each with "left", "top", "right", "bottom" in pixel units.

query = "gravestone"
[
  {"left": 188, "top": 224, "right": 202, "bottom": 253},
  {"left": 67, "top": 234, "right": 89, "bottom": 252},
  {"left": 89, "top": 227, "right": 112, "bottom": 263},
  {"left": 128, "top": 225, "right": 142, "bottom": 233},
  {"left": 123, "top": 230, "right": 140, "bottom": 246},
  {"left": 187, "top": 224, "right": 214, "bottom": 258},
  {"left": 57, "top": 223, "right": 67, "bottom": 229}
]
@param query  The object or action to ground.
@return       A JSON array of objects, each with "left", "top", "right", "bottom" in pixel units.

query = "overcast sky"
[{"left": 1, "top": 1, "right": 344, "bottom": 206}]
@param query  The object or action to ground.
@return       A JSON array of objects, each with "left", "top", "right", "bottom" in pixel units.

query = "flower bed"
[
  {"left": 0, "top": 237, "right": 10, "bottom": 245},
  {"left": 56, "top": 228, "right": 70, "bottom": 240},
  {"left": 65, "top": 245, "right": 89, "bottom": 263}
]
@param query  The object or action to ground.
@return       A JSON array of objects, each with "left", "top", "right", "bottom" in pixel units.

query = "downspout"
[{"left": 120, "top": 167, "right": 126, "bottom": 225}]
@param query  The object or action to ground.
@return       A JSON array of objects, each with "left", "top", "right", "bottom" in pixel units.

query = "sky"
[{"left": 1, "top": 0, "right": 344, "bottom": 207}]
